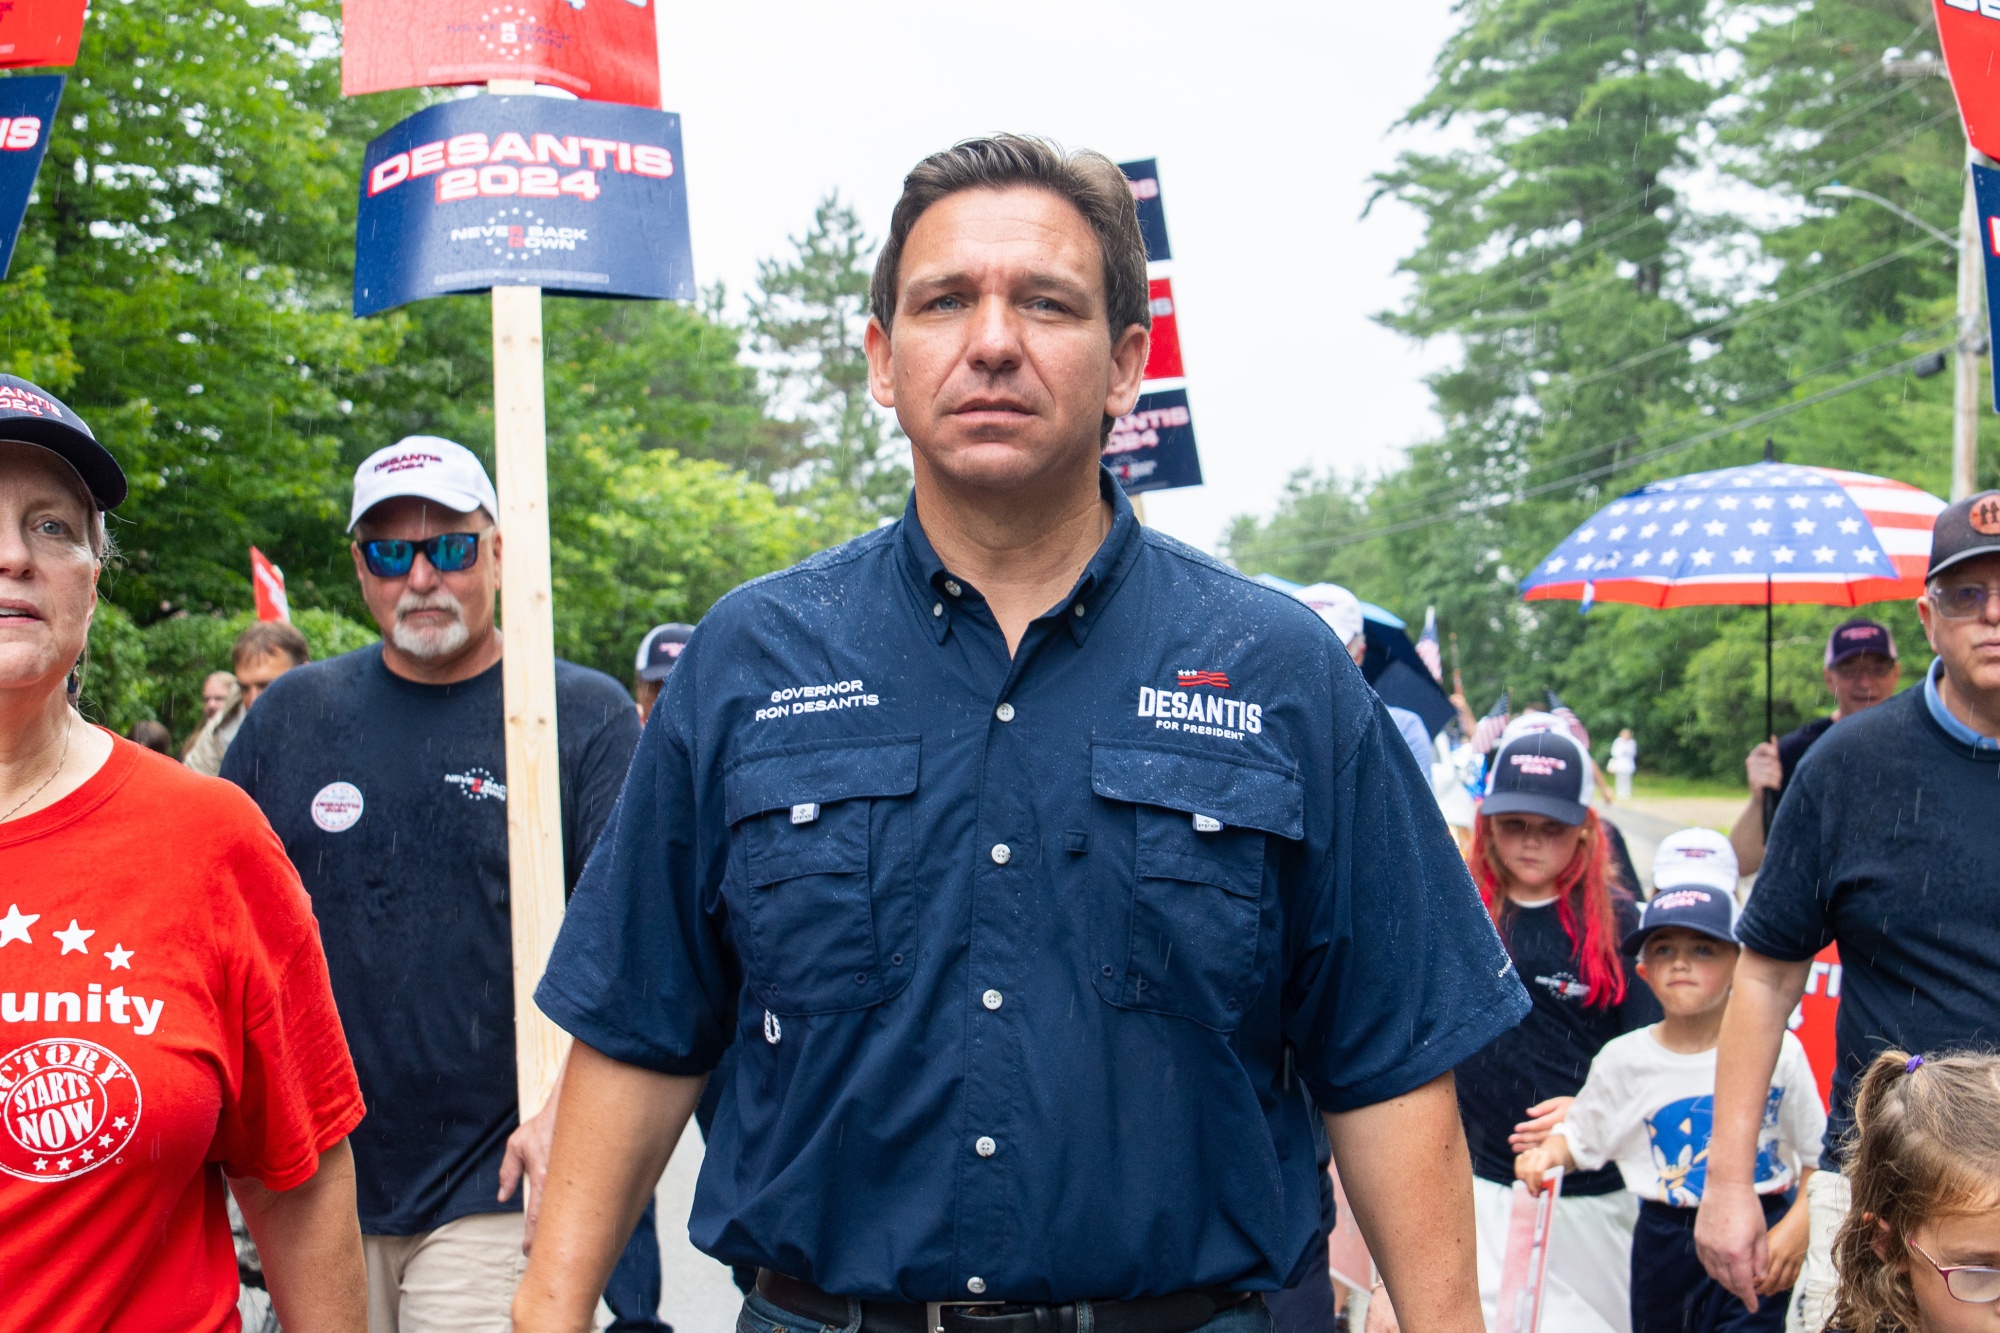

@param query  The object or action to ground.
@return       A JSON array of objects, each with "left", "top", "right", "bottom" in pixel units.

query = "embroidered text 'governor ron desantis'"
[{"left": 353, "top": 95, "right": 695, "bottom": 317}]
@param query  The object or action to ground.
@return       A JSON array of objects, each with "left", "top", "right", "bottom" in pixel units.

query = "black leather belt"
[{"left": 755, "top": 1270, "right": 1257, "bottom": 1333}]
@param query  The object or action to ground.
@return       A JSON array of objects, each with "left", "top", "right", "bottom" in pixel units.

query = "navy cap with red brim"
[{"left": 0, "top": 375, "right": 127, "bottom": 510}]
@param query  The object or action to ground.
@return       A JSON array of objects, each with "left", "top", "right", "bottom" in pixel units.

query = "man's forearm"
[
  {"left": 1710, "top": 952, "right": 1811, "bottom": 1185},
  {"left": 513, "top": 1042, "right": 704, "bottom": 1333},
  {"left": 1727, "top": 798, "right": 1765, "bottom": 875},
  {"left": 231, "top": 1138, "right": 367, "bottom": 1333},
  {"left": 1325, "top": 1071, "right": 1481, "bottom": 1333}
]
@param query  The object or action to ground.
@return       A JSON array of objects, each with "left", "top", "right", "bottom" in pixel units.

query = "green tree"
[{"left": 749, "top": 194, "right": 908, "bottom": 519}]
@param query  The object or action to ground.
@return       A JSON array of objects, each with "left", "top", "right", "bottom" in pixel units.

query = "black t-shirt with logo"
[
  {"left": 1454, "top": 895, "right": 1659, "bottom": 1194},
  {"left": 220, "top": 644, "right": 640, "bottom": 1234}
]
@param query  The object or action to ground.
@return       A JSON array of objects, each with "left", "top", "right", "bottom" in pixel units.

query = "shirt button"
[
  {"left": 990, "top": 843, "right": 1012, "bottom": 865},
  {"left": 982, "top": 989, "right": 1003, "bottom": 1010},
  {"left": 944, "top": 579, "right": 962, "bottom": 597},
  {"left": 995, "top": 702, "right": 1015, "bottom": 722},
  {"left": 967, "top": 1278, "right": 988, "bottom": 1295},
  {"left": 1072, "top": 603, "right": 1086, "bottom": 617},
  {"left": 932, "top": 602, "right": 943, "bottom": 618},
  {"left": 975, "top": 1136, "right": 997, "bottom": 1158}
]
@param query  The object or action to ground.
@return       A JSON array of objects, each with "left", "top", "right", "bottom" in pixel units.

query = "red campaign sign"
[
  {"left": 1938, "top": 0, "right": 2000, "bottom": 160},
  {"left": 1143, "top": 277, "right": 1185, "bottom": 382},
  {"left": 0, "top": 0, "right": 88, "bottom": 69},
  {"left": 1788, "top": 943, "right": 1841, "bottom": 1111},
  {"left": 342, "top": 0, "right": 661, "bottom": 108}
]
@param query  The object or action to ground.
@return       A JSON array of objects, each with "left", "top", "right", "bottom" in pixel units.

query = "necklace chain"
[{"left": 0, "top": 711, "right": 73, "bottom": 824}]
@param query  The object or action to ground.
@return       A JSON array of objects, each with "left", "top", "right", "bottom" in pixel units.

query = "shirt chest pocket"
[
  {"left": 1089, "top": 741, "right": 1305, "bottom": 1032},
  {"left": 724, "top": 736, "right": 921, "bottom": 1016}
]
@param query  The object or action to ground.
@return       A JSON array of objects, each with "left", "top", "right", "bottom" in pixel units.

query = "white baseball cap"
[
  {"left": 1293, "top": 582, "right": 1364, "bottom": 647},
  {"left": 349, "top": 436, "right": 499, "bottom": 532},
  {"left": 1651, "top": 827, "right": 1740, "bottom": 896}
]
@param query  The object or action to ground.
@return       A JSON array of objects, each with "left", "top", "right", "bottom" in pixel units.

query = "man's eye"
[
  {"left": 929, "top": 295, "right": 965, "bottom": 312},
  {"left": 35, "top": 520, "right": 68, "bottom": 536}
]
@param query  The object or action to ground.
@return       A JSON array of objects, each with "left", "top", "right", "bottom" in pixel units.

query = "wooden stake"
[{"left": 492, "top": 280, "right": 570, "bottom": 1118}]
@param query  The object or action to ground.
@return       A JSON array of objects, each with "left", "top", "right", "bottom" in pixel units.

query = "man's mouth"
[{"left": 0, "top": 604, "right": 40, "bottom": 622}]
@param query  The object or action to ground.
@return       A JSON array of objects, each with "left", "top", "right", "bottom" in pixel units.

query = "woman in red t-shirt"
[{"left": 0, "top": 375, "right": 368, "bottom": 1333}]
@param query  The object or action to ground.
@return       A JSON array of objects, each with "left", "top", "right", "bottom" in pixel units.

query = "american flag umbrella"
[{"left": 1519, "top": 455, "right": 1945, "bottom": 826}]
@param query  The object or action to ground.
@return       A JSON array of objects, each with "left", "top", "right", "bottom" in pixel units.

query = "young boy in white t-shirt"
[{"left": 1514, "top": 828, "right": 1825, "bottom": 1333}]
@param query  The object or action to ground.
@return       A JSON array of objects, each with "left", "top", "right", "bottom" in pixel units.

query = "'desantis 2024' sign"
[{"left": 353, "top": 95, "right": 694, "bottom": 317}]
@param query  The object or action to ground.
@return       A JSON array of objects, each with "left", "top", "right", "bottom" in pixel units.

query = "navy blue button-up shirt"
[{"left": 538, "top": 472, "right": 1528, "bottom": 1303}]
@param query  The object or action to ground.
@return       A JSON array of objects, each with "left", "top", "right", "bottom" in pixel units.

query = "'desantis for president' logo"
[{"left": 0, "top": 1039, "right": 141, "bottom": 1183}]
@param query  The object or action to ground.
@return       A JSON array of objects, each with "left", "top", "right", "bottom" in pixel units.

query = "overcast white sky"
[{"left": 653, "top": 1, "right": 1461, "bottom": 554}]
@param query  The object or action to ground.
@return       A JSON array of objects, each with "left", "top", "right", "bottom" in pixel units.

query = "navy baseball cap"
[
  {"left": 634, "top": 623, "right": 694, "bottom": 682},
  {"left": 1927, "top": 490, "right": 2000, "bottom": 581},
  {"left": 1483, "top": 729, "right": 1591, "bottom": 826},
  {"left": 0, "top": 375, "right": 127, "bottom": 510},
  {"left": 1824, "top": 617, "right": 1894, "bottom": 668}
]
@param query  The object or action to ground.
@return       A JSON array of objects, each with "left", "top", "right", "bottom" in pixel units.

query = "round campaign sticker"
[
  {"left": 311, "top": 781, "right": 365, "bottom": 833},
  {"left": 0, "top": 1038, "right": 142, "bottom": 1183},
  {"left": 1970, "top": 493, "right": 2000, "bottom": 536}
]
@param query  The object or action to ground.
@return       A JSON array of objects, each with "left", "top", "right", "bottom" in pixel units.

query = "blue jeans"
[
  {"left": 605, "top": 1197, "right": 671, "bottom": 1332},
  {"left": 735, "top": 1285, "right": 1275, "bottom": 1333}
]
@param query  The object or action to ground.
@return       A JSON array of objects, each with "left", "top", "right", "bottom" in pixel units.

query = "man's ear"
[
  {"left": 1917, "top": 593, "right": 1939, "bottom": 654},
  {"left": 1104, "top": 322, "right": 1149, "bottom": 421},
  {"left": 864, "top": 316, "right": 896, "bottom": 411}
]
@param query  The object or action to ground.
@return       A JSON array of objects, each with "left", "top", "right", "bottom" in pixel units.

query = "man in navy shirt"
[
  {"left": 515, "top": 136, "right": 1529, "bottom": 1333},
  {"left": 222, "top": 439, "right": 653, "bottom": 1333},
  {"left": 1696, "top": 492, "right": 2000, "bottom": 1326}
]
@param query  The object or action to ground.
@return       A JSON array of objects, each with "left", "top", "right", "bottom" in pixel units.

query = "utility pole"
[{"left": 1958, "top": 145, "right": 1985, "bottom": 501}]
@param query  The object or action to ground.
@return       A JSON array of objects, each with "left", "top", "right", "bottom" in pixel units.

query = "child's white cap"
[{"left": 1652, "top": 827, "right": 1740, "bottom": 896}]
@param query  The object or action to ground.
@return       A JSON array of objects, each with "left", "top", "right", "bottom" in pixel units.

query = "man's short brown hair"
[
  {"left": 233, "top": 620, "right": 310, "bottom": 670},
  {"left": 870, "top": 135, "right": 1152, "bottom": 345}
]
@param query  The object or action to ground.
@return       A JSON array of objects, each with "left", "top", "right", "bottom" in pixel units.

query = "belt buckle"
[{"left": 926, "top": 1300, "right": 1002, "bottom": 1333}]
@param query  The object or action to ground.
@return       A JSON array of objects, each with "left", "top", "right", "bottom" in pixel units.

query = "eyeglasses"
[
  {"left": 358, "top": 532, "right": 482, "bottom": 579},
  {"left": 1929, "top": 583, "right": 2000, "bottom": 622},
  {"left": 1908, "top": 1238, "right": 2000, "bottom": 1303}
]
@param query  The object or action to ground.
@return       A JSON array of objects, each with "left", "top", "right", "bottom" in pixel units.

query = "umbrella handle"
[{"left": 1761, "top": 785, "right": 1778, "bottom": 837}]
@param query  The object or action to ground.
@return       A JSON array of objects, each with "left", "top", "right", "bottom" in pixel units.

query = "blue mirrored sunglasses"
[{"left": 359, "top": 532, "right": 482, "bottom": 579}]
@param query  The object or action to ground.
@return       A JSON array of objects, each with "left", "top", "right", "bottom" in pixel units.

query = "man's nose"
[
  {"left": 405, "top": 547, "right": 443, "bottom": 590},
  {"left": 965, "top": 296, "right": 1024, "bottom": 373}
]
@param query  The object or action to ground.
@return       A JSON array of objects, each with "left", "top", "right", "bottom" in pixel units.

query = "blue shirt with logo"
[{"left": 537, "top": 473, "right": 1530, "bottom": 1302}]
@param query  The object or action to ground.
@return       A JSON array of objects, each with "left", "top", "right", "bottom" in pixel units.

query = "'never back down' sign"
[{"left": 354, "top": 95, "right": 695, "bottom": 317}]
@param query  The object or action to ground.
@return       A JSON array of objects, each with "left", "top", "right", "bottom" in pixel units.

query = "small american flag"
[
  {"left": 1416, "top": 607, "right": 1443, "bottom": 684},
  {"left": 1176, "top": 670, "right": 1230, "bottom": 689},
  {"left": 1471, "top": 689, "right": 1510, "bottom": 754}
]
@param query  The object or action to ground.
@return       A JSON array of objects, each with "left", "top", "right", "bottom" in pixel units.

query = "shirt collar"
[
  {"left": 897, "top": 467, "right": 1143, "bottom": 646},
  {"left": 1924, "top": 656, "right": 2000, "bottom": 755}
]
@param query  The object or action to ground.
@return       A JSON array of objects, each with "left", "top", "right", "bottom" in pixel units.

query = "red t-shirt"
[{"left": 0, "top": 735, "right": 366, "bottom": 1332}]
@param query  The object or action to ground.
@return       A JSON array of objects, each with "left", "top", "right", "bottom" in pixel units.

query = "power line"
[{"left": 1243, "top": 340, "right": 1952, "bottom": 558}]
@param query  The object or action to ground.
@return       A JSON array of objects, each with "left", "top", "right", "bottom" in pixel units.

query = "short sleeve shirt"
[
  {"left": 222, "top": 646, "right": 640, "bottom": 1234},
  {"left": 0, "top": 737, "right": 363, "bottom": 1332},
  {"left": 537, "top": 473, "right": 1530, "bottom": 1302}
]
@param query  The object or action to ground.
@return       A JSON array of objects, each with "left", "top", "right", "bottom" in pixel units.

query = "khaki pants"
[
  {"left": 364, "top": 1210, "right": 528, "bottom": 1333},
  {"left": 1787, "top": 1171, "right": 1850, "bottom": 1333}
]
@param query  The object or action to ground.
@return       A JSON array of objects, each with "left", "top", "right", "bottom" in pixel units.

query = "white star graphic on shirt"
[
  {"left": 79, "top": 1148, "right": 92, "bottom": 1162},
  {"left": 1837, "top": 517, "right": 1862, "bottom": 534},
  {"left": 55, "top": 1157, "right": 71, "bottom": 1171},
  {"left": 112, "top": 1117, "right": 129, "bottom": 1130},
  {"left": 98, "top": 1134, "right": 112, "bottom": 1147},
  {"left": 1793, "top": 519, "right": 1816, "bottom": 535},
  {"left": 1749, "top": 519, "right": 1773, "bottom": 536},
  {"left": 1814, "top": 546, "right": 1836, "bottom": 564},
  {"left": 104, "top": 944, "right": 133, "bottom": 971},
  {"left": 33, "top": 1158, "right": 47, "bottom": 1171},
  {"left": 1732, "top": 546, "right": 1755, "bottom": 564},
  {"left": 0, "top": 903, "right": 37, "bottom": 946},
  {"left": 53, "top": 920, "right": 94, "bottom": 955}
]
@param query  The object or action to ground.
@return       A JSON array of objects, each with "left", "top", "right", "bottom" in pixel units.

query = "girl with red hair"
[{"left": 1453, "top": 724, "right": 1656, "bottom": 1333}]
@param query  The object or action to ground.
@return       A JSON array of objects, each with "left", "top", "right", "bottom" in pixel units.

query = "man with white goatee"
[{"left": 220, "top": 438, "right": 655, "bottom": 1333}]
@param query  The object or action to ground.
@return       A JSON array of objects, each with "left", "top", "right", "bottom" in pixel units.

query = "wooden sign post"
[{"left": 487, "top": 84, "right": 570, "bottom": 1121}]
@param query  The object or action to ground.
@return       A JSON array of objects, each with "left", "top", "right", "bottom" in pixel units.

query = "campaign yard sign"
[
  {"left": 1143, "top": 277, "right": 1185, "bottom": 381},
  {"left": 1119, "top": 158, "right": 1172, "bottom": 264},
  {"left": 0, "top": 76, "right": 61, "bottom": 281},
  {"left": 354, "top": 96, "right": 694, "bottom": 316},
  {"left": 342, "top": 0, "right": 660, "bottom": 109},
  {"left": 1105, "top": 388, "right": 1203, "bottom": 494},
  {"left": 0, "top": 0, "right": 86, "bottom": 69},
  {"left": 1939, "top": 0, "right": 2000, "bottom": 160}
]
